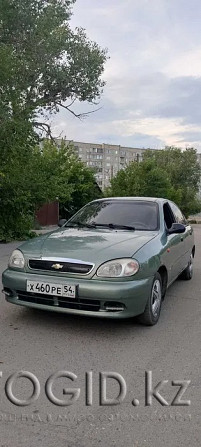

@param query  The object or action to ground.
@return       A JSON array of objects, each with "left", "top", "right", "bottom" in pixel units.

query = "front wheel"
[{"left": 138, "top": 273, "right": 162, "bottom": 326}]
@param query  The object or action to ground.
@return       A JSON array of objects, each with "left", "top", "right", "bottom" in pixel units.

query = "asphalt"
[{"left": 0, "top": 226, "right": 201, "bottom": 447}]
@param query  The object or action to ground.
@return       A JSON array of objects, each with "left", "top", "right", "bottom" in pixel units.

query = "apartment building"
[{"left": 57, "top": 140, "right": 148, "bottom": 189}]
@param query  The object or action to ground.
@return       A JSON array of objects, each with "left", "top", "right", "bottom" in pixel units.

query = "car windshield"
[{"left": 66, "top": 200, "right": 159, "bottom": 231}]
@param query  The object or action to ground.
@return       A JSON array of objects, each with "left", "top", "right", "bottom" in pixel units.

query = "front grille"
[
  {"left": 17, "top": 291, "right": 100, "bottom": 312},
  {"left": 28, "top": 259, "right": 93, "bottom": 275}
]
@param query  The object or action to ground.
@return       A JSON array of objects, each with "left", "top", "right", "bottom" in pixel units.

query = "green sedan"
[{"left": 2, "top": 197, "right": 195, "bottom": 325}]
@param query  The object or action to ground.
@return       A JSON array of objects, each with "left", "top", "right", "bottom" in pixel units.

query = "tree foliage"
[
  {"left": 0, "top": 141, "right": 102, "bottom": 241},
  {"left": 0, "top": 0, "right": 106, "bottom": 240},
  {"left": 107, "top": 147, "right": 201, "bottom": 217},
  {"left": 0, "top": 0, "right": 107, "bottom": 129},
  {"left": 33, "top": 140, "right": 102, "bottom": 218}
]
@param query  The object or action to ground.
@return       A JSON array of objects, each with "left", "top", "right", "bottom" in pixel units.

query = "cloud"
[
  {"left": 51, "top": 0, "right": 201, "bottom": 151},
  {"left": 164, "top": 47, "right": 201, "bottom": 78}
]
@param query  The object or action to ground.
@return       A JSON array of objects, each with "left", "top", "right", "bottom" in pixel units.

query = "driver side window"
[
  {"left": 163, "top": 202, "right": 175, "bottom": 230},
  {"left": 169, "top": 202, "right": 187, "bottom": 225}
]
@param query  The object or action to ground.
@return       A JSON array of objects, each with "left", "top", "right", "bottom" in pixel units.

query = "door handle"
[{"left": 181, "top": 237, "right": 184, "bottom": 241}]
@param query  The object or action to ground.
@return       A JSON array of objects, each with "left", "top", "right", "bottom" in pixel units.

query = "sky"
[{"left": 52, "top": 0, "right": 201, "bottom": 151}]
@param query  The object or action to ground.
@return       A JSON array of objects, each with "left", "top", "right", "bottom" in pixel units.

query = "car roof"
[{"left": 91, "top": 197, "right": 166, "bottom": 204}]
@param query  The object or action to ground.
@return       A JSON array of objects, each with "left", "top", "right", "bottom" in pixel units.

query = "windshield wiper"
[
  {"left": 90, "top": 223, "right": 135, "bottom": 231},
  {"left": 66, "top": 222, "right": 135, "bottom": 231},
  {"left": 66, "top": 221, "right": 96, "bottom": 229}
]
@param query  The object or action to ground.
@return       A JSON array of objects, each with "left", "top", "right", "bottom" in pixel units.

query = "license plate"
[{"left": 26, "top": 281, "right": 76, "bottom": 298}]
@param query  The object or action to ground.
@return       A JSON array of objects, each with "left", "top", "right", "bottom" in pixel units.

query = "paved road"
[{"left": 0, "top": 227, "right": 201, "bottom": 447}]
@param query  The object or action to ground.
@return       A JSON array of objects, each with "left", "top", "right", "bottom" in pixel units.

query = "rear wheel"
[
  {"left": 181, "top": 253, "right": 193, "bottom": 280},
  {"left": 138, "top": 273, "right": 162, "bottom": 326}
]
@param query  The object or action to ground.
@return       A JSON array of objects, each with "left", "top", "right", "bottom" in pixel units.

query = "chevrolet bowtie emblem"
[{"left": 52, "top": 263, "right": 63, "bottom": 270}]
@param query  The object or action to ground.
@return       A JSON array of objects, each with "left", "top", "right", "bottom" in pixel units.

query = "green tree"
[
  {"left": 0, "top": 0, "right": 107, "bottom": 240},
  {"left": 144, "top": 147, "right": 200, "bottom": 190},
  {"left": 0, "top": 134, "right": 39, "bottom": 241},
  {"left": 107, "top": 147, "right": 201, "bottom": 217},
  {"left": 0, "top": 140, "right": 102, "bottom": 241},
  {"left": 143, "top": 147, "right": 201, "bottom": 215},
  {"left": 0, "top": 0, "right": 107, "bottom": 130},
  {"left": 32, "top": 140, "right": 102, "bottom": 219},
  {"left": 107, "top": 159, "right": 172, "bottom": 199}
]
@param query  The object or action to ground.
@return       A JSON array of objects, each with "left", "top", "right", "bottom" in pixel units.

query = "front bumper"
[{"left": 2, "top": 269, "right": 153, "bottom": 319}]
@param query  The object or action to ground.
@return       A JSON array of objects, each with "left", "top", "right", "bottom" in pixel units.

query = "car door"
[
  {"left": 162, "top": 202, "right": 185, "bottom": 282},
  {"left": 169, "top": 201, "right": 193, "bottom": 270}
]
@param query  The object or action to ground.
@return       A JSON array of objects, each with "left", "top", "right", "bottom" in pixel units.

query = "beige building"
[{"left": 57, "top": 140, "right": 148, "bottom": 189}]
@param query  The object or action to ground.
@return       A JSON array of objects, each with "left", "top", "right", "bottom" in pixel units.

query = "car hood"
[{"left": 20, "top": 227, "right": 158, "bottom": 265}]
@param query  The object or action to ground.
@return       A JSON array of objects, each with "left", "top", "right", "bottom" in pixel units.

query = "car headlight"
[
  {"left": 9, "top": 250, "right": 25, "bottom": 269},
  {"left": 96, "top": 258, "right": 139, "bottom": 278}
]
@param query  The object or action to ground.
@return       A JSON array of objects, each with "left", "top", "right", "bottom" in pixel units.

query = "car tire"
[
  {"left": 180, "top": 253, "right": 193, "bottom": 280},
  {"left": 138, "top": 272, "right": 162, "bottom": 326}
]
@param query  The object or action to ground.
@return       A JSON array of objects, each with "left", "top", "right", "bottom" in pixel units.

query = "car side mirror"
[
  {"left": 168, "top": 223, "right": 185, "bottom": 235},
  {"left": 58, "top": 218, "right": 67, "bottom": 227}
]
